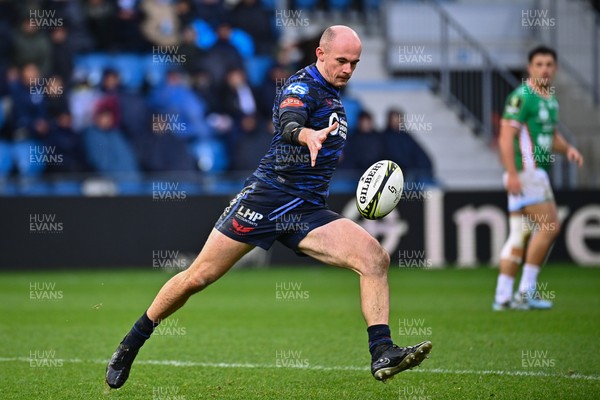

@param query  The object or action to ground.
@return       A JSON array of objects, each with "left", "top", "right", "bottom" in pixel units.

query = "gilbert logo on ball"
[{"left": 356, "top": 160, "right": 404, "bottom": 220}]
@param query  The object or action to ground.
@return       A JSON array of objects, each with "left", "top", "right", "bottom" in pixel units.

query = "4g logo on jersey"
[
  {"left": 285, "top": 83, "right": 309, "bottom": 96},
  {"left": 328, "top": 112, "right": 348, "bottom": 139}
]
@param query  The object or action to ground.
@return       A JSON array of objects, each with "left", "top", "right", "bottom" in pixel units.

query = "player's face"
[
  {"left": 528, "top": 54, "right": 556, "bottom": 88},
  {"left": 316, "top": 38, "right": 361, "bottom": 88}
]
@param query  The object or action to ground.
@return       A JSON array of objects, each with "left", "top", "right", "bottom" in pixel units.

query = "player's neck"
[
  {"left": 526, "top": 78, "right": 552, "bottom": 99},
  {"left": 314, "top": 62, "right": 335, "bottom": 88}
]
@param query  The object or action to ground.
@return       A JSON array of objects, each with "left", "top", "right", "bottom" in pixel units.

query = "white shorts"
[{"left": 503, "top": 168, "right": 554, "bottom": 212}]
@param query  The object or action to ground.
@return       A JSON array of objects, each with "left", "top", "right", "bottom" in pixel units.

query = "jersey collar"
[{"left": 306, "top": 64, "right": 340, "bottom": 95}]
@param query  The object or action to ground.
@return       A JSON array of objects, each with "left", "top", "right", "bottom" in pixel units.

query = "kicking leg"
[{"left": 298, "top": 218, "right": 431, "bottom": 382}]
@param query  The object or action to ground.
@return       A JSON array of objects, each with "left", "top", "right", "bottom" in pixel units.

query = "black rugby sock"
[
  {"left": 122, "top": 311, "right": 159, "bottom": 349},
  {"left": 367, "top": 324, "right": 393, "bottom": 358}
]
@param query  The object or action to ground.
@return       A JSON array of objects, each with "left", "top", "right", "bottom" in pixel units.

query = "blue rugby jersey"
[{"left": 252, "top": 64, "right": 348, "bottom": 205}]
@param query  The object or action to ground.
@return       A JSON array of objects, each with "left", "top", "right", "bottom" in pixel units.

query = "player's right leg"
[
  {"left": 106, "top": 229, "right": 253, "bottom": 389},
  {"left": 493, "top": 212, "right": 531, "bottom": 310}
]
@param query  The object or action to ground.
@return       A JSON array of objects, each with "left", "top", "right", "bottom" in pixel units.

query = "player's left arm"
[{"left": 552, "top": 130, "right": 584, "bottom": 167}]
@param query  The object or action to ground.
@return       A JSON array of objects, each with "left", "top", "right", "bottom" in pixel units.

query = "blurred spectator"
[
  {"left": 140, "top": 0, "right": 181, "bottom": 47},
  {"left": 340, "top": 88, "right": 362, "bottom": 136},
  {"left": 49, "top": 26, "right": 74, "bottom": 83},
  {"left": 114, "top": 0, "right": 146, "bottom": 52},
  {"left": 179, "top": 26, "right": 208, "bottom": 74},
  {"left": 147, "top": 68, "right": 211, "bottom": 140},
  {"left": 174, "top": 0, "right": 196, "bottom": 26},
  {"left": 382, "top": 108, "right": 435, "bottom": 184},
  {"left": 231, "top": 115, "right": 272, "bottom": 170},
  {"left": 0, "top": 2, "right": 15, "bottom": 72},
  {"left": 12, "top": 19, "right": 52, "bottom": 76},
  {"left": 256, "top": 63, "right": 291, "bottom": 119},
  {"left": 194, "top": 0, "right": 227, "bottom": 29},
  {"left": 45, "top": 111, "right": 89, "bottom": 173},
  {"left": 95, "top": 68, "right": 122, "bottom": 129},
  {"left": 45, "top": 75, "right": 69, "bottom": 120},
  {"left": 218, "top": 67, "right": 257, "bottom": 119},
  {"left": 190, "top": 68, "right": 217, "bottom": 112},
  {"left": 231, "top": 0, "right": 275, "bottom": 55},
  {"left": 69, "top": 77, "right": 101, "bottom": 132},
  {"left": 340, "top": 110, "right": 383, "bottom": 171},
  {"left": 202, "top": 21, "right": 245, "bottom": 84},
  {"left": 7, "top": 63, "right": 49, "bottom": 142},
  {"left": 217, "top": 67, "right": 258, "bottom": 154},
  {"left": 83, "top": 106, "right": 140, "bottom": 178},
  {"left": 0, "top": 63, "right": 49, "bottom": 177},
  {"left": 84, "top": 0, "right": 118, "bottom": 51}
]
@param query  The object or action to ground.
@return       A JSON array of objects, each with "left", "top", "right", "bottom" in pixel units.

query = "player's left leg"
[
  {"left": 516, "top": 200, "right": 560, "bottom": 309},
  {"left": 297, "top": 218, "right": 431, "bottom": 382}
]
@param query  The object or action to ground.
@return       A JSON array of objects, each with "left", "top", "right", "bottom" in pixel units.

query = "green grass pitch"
[{"left": 1, "top": 264, "right": 599, "bottom": 399}]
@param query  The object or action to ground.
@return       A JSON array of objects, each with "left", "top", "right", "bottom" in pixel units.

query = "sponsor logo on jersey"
[
  {"left": 328, "top": 112, "right": 348, "bottom": 139},
  {"left": 280, "top": 97, "right": 304, "bottom": 108},
  {"left": 506, "top": 95, "right": 522, "bottom": 114},
  {"left": 285, "top": 82, "right": 309, "bottom": 95}
]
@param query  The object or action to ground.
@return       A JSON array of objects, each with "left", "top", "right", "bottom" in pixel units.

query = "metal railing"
[
  {"left": 533, "top": 0, "right": 600, "bottom": 105},
  {"left": 429, "top": 1, "right": 578, "bottom": 188}
]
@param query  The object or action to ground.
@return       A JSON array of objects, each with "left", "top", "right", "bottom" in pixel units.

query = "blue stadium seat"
[
  {"left": 17, "top": 180, "right": 52, "bottom": 195},
  {"left": 244, "top": 55, "right": 274, "bottom": 87},
  {"left": 73, "top": 53, "right": 111, "bottom": 86},
  {"left": 230, "top": 28, "right": 255, "bottom": 59},
  {"left": 52, "top": 180, "right": 81, "bottom": 195},
  {"left": 142, "top": 54, "right": 168, "bottom": 87},
  {"left": 14, "top": 140, "right": 45, "bottom": 177},
  {"left": 112, "top": 54, "right": 145, "bottom": 91},
  {"left": 294, "top": 0, "right": 319, "bottom": 10},
  {"left": 261, "top": 0, "right": 276, "bottom": 9},
  {"left": 191, "top": 19, "right": 218, "bottom": 50},
  {"left": 329, "top": 0, "right": 352, "bottom": 10},
  {"left": 0, "top": 141, "right": 11, "bottom": 177},
  {"left": 363, "top": 0, "right": 380, "bottom": 9},
  {"left": 189, "top": 139, "right": 229, "bottom": 173}
]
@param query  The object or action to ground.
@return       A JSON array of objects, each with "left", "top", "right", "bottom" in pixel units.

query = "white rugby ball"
[{"left": 356, "top": 160, "right": 404, "bottom": 220}]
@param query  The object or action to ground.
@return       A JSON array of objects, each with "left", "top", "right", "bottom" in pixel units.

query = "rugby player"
[
  {"left": 106, "top": 25, "right": 432, "bottom": 388},
  {"left": 493, "top": 46, "right": 583, "bottom": 311}
]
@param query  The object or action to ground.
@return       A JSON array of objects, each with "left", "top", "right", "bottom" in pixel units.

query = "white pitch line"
[{"left": 1, "top": 357, "right": 599, "bottom": 381}]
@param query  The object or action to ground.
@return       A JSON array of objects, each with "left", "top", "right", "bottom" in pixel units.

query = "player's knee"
[
  {"left": 184, "top": 268, "right": 218, "bottom": 293},
  {"left": 360, "top": 241, "right": 389, "bottom": 277},
  {"left": 500, "top": 215, "right": 529, "bottom": 263}
]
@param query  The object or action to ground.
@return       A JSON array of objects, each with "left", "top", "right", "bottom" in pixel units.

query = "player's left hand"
[
  {"left": 566, "top": 146, "right": 584, "bottom": 167},
  {"left": 300, "top": 122, "right": 338, "bottom": 167}
]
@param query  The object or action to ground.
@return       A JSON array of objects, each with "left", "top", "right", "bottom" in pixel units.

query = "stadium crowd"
[{"left": 0, "top": 0, "right": 433, "bottom": 186}]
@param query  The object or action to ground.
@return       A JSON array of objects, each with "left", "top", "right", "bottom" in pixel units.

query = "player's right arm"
[
  {"left": 499, "top": 90, "right": 529, "bottom": 195},
  {"left": 297, "top": 123, "right": 338, "bottom": 167},
  {"left": 499, "top": 122, "right": 521, "bottom": 195}
]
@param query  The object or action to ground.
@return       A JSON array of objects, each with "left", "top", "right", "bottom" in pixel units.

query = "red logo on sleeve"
[{"left": 280, "top": 98, "right": 304, "bottom": 108}]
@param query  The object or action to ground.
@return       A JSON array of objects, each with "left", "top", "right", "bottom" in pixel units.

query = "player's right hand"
[
  {"left": 505, "top": 173, "right": 522, "bottom": 195},
  {"left": 301, "top": 122, "right": 338, "bottom": 167}
]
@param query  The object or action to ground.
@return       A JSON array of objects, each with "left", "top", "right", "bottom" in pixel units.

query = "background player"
[
  {"left": 493, "top": 46, "right": 584, "bottom": 311},
  {"left": 106, "top": 25, "right": 431, "bottom": 389}
]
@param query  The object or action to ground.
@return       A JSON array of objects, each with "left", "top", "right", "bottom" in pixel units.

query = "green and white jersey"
[{"left": 502, "top": 82, "right": 559, "bottom": 171}]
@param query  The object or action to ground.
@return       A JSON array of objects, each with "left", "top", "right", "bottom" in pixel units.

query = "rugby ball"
[{"left": 356, "top": 160, "right": 404, "bottom": 219}]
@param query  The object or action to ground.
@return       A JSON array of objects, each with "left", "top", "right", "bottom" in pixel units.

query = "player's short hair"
[
  {"left": 319, "top": 27, "right": 336, "bottom": 51},
  {"left": 528, "top": 46, "right": 557, "bottom": 63}
]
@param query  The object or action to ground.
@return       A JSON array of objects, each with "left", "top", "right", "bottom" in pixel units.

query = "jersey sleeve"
[
  {"left": 278, "top": 80, "right": 314, "bottom": 122},
  {"left": 502, "top": 90, "right": 529, "bottom": 127}
]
